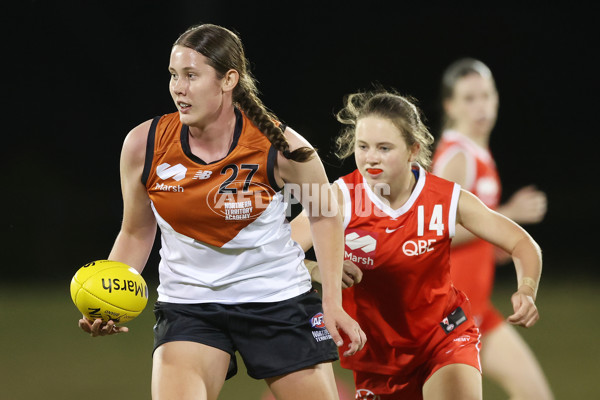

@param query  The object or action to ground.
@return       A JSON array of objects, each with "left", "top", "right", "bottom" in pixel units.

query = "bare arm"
[
  {"left": 437, "top": 148, "right": 547, "bottom": 239},
  {"left": 457, "top": 189, "right": 542, "bottom": 327},
  {"left": 108, "top": 120, "right": 158, "bottom": 273},
  {"left": 306, "top": 259, "right": 363, "bottom": 289},
  {"left": 290, "top": 214, "right": 321, "bottom": 282},
  {"left": 290, "top": 209, "right": 313, "bottom": 252},
  {"left": 79, "top": 120, "right": 157, "bottom": 337},
  {"left": 278, "top": 128, "right": 366, "bottom": 356},
  {"left": 291, "top": 192, "right": 362, "bottom": 289},
  {"left": 290, "top": 182, "right": 345, "bottom": 253}
]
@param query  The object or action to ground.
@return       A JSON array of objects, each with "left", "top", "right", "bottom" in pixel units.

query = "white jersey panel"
[{"left": 152, "top": 191, "right": 312, "bottom": 304}]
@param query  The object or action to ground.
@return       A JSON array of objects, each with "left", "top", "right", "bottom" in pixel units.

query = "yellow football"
[{"left": 70, "top": 260, "right": 148, "bottom": 323}]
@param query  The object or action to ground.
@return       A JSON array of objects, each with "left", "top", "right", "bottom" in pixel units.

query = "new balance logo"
[
  {"left": 193, "top": 170, "right": 213, "bottom": 180},
  {"left": 156, "top": 163, "right": 187, "bottom": 181},
  {"left": 345, "top": 232, "right": 377, "bottom": 253}
]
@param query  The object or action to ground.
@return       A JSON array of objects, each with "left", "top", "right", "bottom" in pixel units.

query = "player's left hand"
[
  {"left": 309, "top": 260, "right": 363, "bottom": 289},
  {"left": 341, "top": 260, "right": 363, "bottom": 289},
  {"left": 506, "top": 289, "right": 539, "bottom": 328},
  {"left": 322, "top": 304, "right": 367, "bottom": 357}
]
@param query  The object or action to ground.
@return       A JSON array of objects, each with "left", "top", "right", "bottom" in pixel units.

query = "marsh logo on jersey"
[
  {"left": 344, "top": 229, "right": 377, "bottom": 269},
  {"left": 154, "top": 163, "right": 187, "bottom": 192},
  {"left": 156, "top": 163, "right": 187, "bottom": 181},
  {"left": 355, "top": 389, "right": 380, "bottom": 400}
]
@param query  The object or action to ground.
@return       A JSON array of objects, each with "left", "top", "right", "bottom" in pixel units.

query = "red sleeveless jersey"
[
  {"left": 432, "top": 130, "right": 502, "bottom": 328},
  {"left": 336, "top": 165, "right": 473, "bottom": 375}
]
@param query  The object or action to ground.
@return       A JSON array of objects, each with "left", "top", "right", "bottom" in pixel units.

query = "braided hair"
[{"left": 174, "top": 24, "right": 314, "bottom": 162}]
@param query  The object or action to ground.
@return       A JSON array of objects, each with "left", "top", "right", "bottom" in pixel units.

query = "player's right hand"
[
  {"left": 506, "top": 288, "right": 539, "bottom": 328},
  {"left": 322, "top": 303, "right": 367, "bottom": 357},
  {"left": 78, "top": 316, "right": 129, "bottom": 337}
]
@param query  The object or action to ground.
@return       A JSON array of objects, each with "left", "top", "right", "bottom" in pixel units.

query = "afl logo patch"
[
  {"left": 206, "top": 180, "right": 273, "bottom": 221},
  {"left": 310, "top": 312, "right": 326, "bottom": 329}
]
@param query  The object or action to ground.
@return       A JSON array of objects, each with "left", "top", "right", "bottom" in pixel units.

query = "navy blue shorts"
[{"left": 152, "top": 289, "right": 339, "bottom": 379}]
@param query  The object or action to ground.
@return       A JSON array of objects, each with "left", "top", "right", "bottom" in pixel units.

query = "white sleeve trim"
[
  {"left": 449, "top": 183, "right": 461, "bottom": 238},
  {"left": 433, "top": 146, "right": 476, "bottom": 192}
]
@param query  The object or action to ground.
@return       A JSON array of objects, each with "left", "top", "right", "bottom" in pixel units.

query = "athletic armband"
[{"left": 518, "top": 277, "right": 538, "bottom": 298}]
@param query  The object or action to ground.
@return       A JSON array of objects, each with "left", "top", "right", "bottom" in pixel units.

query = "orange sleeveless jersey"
[
  {"left": 336, "top": 164, "right": 476, "bottom": 375},
  {"left": 432, "top": 130, "right": 502, "bottom": 330},
  {"left": 142, "top": 109, "right": 311, "bottom": 304},
  {"left": 144, "top": 109, "right": 281, "bottom": 247}
]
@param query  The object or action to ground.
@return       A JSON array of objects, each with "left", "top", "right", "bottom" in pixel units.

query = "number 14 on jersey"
[{"left": 417, "top": 204, "right": 445, "bottom": 236}]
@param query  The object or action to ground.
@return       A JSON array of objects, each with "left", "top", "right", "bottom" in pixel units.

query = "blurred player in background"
[
  {"left": 432, "top": 57, "right": 553, "bottom": 399},
  {"left": 77, "top": 23, "right": 365, "bottom": 400},
  {"left": 292, "top": 88, "right": 544, "bottom": 399}
]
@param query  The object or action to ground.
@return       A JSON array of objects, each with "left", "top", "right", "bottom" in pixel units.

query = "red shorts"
[{"left": 352, "top": 324, "right": 482, "bottom": 400}]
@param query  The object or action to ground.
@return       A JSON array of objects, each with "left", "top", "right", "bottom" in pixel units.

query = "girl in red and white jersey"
[
  {"left": 292, "top": 89, "right": 543, "bottom": 400},
  {"left": 432, "top": 58, "right": 552, "bottom": 399}
]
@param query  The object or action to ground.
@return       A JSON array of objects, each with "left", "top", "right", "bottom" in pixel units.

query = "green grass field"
[{"left": 1, "top": 276, "right": 598, "bottom": 399}]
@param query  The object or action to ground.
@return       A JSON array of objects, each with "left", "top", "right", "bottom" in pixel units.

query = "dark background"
[
  {"left": 5, "top": 1, "right": 598, "bottom": 283},
  {"left": 3, "top": 3, "right": 599, "bottom": 399}
]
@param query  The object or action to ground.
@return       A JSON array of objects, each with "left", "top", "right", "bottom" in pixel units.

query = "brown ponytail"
[
  {"left": 175, "top": 23, "right": 314, "bottom": 162},
  {"left": 235, "top": 86, "right": 314, "bottom": 162}
]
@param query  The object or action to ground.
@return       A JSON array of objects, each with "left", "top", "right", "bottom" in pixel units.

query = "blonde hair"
[{"left": 335, "top": 89, "right": 435, "bottom": 170}]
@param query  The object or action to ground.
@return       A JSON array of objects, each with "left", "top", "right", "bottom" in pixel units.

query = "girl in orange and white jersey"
[
  {"left": 292, "top": 89, "right": 543, "bottom": 400},
  {"left": 77, "top": 23, "right": 365, "bottom": 400}
]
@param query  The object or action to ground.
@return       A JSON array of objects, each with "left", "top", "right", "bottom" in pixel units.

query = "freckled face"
[
  {"left": 168, "top": 45, "right": 226, "bottom": 127},
  {"left": 354, "top": 116, "right": 417, "bottom": 188}
]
